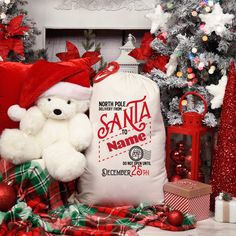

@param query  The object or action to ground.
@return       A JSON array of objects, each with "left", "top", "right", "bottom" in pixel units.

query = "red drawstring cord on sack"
[{"left": 93, "top": 62, "right": 120, "bottom": 83}]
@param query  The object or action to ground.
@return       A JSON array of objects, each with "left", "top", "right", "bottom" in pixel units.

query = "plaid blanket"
[{"left": 0, "top": 159, "right": 196, "bottom": 235}]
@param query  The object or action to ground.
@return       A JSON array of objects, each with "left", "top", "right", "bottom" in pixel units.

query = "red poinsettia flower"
[
  {"left": 0, "top": 15, "right": 29, "bottom": 39},
  {"left": 56, "top": 41, "right": 101, "bottom": 78},
  {"left": 0, "top": 15, "right": 29, "bottom": 60},
  {"left": 56, "top": 41, "right": 80, "bottom": 61},
  {"left": 129, "top": 32, "right": 154, "bottom": 60},
  {"left": 56, "top": 41, "right": 100, "bottom": 64},
  {"left": 143, "top": 53, "right": 170, "bottom": 73},
  {"left": 129, "top": 32, "right": 169, "bottom": 73}
]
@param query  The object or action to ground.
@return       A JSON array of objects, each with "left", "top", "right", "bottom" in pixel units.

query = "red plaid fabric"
[
  {"left": 0, "top": 159, "right": 196, "bottom": 235},
  {"left": 0, "top": 159, "right": 76, "bottom": 211}
]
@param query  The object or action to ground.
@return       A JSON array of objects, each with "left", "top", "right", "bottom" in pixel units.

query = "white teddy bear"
[{"left": 0, "top": 59, "right": 93, "bottom": 182}]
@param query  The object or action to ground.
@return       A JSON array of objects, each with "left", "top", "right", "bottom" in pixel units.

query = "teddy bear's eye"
[
  {"left": 67, "top": 100, "right": 71, "bottom": 104},
  {"left": 48, "top": 98, "right": 51, "bottom": 101}
]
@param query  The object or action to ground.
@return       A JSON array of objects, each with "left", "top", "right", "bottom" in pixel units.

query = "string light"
[
  {"left": 208, "top": 0, "right": 214, "bottom": 6},
  {"left": 202, "top": 35, "right": 208, "bottom": 41},
  {"left": 176, "top": 71, "right": 183, "bottom": 77},
  {"left": 0, "top": 12, "right": 6, "bottom": 19},
  {"left": 181, "top": 100, "right": 188, "bottom": 106},
  {"left": 187, "top": 68, "right": 193, "bottom": 73},
  {"left": 192, "top": 48, "right": 198, "bottom": 53},
  {"left": 205, "top": 6, "right": 211, "bottom": 12},
  {"left": 199, "top": 62, "right": 205, "bottom": 68},
  {"left": 192, "top": 11, "right": 198, "bottom": 17},
  {"left": 208, "top": 69, "right": 215, "bottom": 74}
]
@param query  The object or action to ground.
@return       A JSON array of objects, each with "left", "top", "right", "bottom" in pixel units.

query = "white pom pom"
[{"left": 7, "top": 105, "right": 26, "bottom": 122}]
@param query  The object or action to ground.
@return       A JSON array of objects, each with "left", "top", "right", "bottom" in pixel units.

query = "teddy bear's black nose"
[{"left": 53, "top": 109, "right": 62, "bottom": 115}]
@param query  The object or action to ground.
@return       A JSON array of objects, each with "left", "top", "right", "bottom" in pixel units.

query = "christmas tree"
[
  {"left": 0, "top": 0, "right": 46, "bottom": 62},
  {"left": 211, "top": 62, "right": 236, "bottom": 201},
  {"left": 131, "top": 0, "right": 235, "bottom": 127}
]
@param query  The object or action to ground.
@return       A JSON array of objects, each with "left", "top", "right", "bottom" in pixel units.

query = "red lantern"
[{"left": 166, "top": 92, "right": 215, "bottom": 183}]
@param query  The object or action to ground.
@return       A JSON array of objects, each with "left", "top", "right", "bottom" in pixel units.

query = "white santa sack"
[{"left": 78, "top": 62, "right": 167, "bottom": 205}]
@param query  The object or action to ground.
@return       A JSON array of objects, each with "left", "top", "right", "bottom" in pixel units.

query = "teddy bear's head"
[
  {"left": 36, "top": 96, "right": 89, "bottom": 120},
  {"left": 7, "top": 59, "right": 94, "bottom": 122}
]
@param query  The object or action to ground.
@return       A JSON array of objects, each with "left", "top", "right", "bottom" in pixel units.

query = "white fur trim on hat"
[
  {"left": 40, "top": 82, "right": 92, "bottom": 100},
  {"left": 8, "top": 105, "right": 27, "bottom": 122}
]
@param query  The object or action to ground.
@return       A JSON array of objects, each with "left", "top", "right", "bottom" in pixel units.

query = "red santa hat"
[{"left": 8, "top": 58, "right": 94, "bottom": 122}]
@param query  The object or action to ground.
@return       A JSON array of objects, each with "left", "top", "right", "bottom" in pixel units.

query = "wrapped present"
[
  {"left": 164, "top": 179, "right": 212, "bottom": 221},
  {"left": 215, "top": 193, "right": 236, "bottom": 223}
]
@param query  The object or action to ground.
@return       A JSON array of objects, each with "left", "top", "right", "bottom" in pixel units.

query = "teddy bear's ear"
[{"left": 76, "top": 100, "right": 90, "bottom": 113}]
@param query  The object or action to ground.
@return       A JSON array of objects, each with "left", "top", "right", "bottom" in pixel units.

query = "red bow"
[
  {"left": 129, "top": 32, "right": 169, "bottom": 73},
  {"left": 0, "top": 15, "right": 29, "bottom": 61},
  {"left": 56, "top": 41, "right": 100, "bottom": 64}
]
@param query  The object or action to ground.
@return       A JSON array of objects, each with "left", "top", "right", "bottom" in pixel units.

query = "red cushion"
[{"left": 0, "top": 62, "right": 31, "bottom": 133}]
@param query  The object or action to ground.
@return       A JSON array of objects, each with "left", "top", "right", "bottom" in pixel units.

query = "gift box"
[
  {"left": 215, "top": 194, "right": 236, "bottom": 223},
  {"left": 164, "top": 179, "right": 212, "bottom": 221}
]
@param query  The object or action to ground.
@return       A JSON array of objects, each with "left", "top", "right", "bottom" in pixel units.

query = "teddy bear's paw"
[
  {"left": 0, "top": 129, "right": 41, "bottom": 164},
  {"left": 43, "top": 142, "right": 86, "bottom": 182},
  {"left": 54, "top": 152, "right": 86, "bottom": 182},
  {"left": 20, "top": 106, "right": 46, "bottom": 135}
]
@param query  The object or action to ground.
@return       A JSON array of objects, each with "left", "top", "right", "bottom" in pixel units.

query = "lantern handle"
[
  {"left": 93, "top": 62, "right": 120, "bottom": 84},
  {"left": 179, "top": 91, "right": 208, "bottom": 117}
]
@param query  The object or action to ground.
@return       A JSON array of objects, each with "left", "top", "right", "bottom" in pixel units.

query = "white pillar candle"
[{"left": 215, "top": 196, "right": 236, "bottom": 223}]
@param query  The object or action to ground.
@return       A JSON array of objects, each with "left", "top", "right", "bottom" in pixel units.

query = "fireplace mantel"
[
  {"left": 24, "top": 0, "right": 153, "bottom": 50},
  {"left": 55, "top": 0, "right": 156, "bottom": 11}
]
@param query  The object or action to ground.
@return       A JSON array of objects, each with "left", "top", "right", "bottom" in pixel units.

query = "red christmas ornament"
[
  {"left": 171, "top": 150, "right": 185, "bottom": 164},
  {"left": 0, "top": 182, "right": 17, "bottom": 212},
  {"left": 176, "top": 142, "right": 185, "bottom": 152},
  {"left": 170, "top": 175, "right": 182, "bottom": 182},
  {"left": 187, "top": 171, "right": 192, "bottom": 179},
  {"left": 167, "top": 210, "right": 184, "bottom": 226},
  {"left": 176, "top": 164, "right": 187, "bottom": 176},
  {"left": 185, "top": 154, "right": 192, "bottom": 170},
  {"left": 185, "top": 153, "right": 201, "bottom": 170},
  {"left": 211, "top": 62, "right": 236, "bottom": 200}
]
